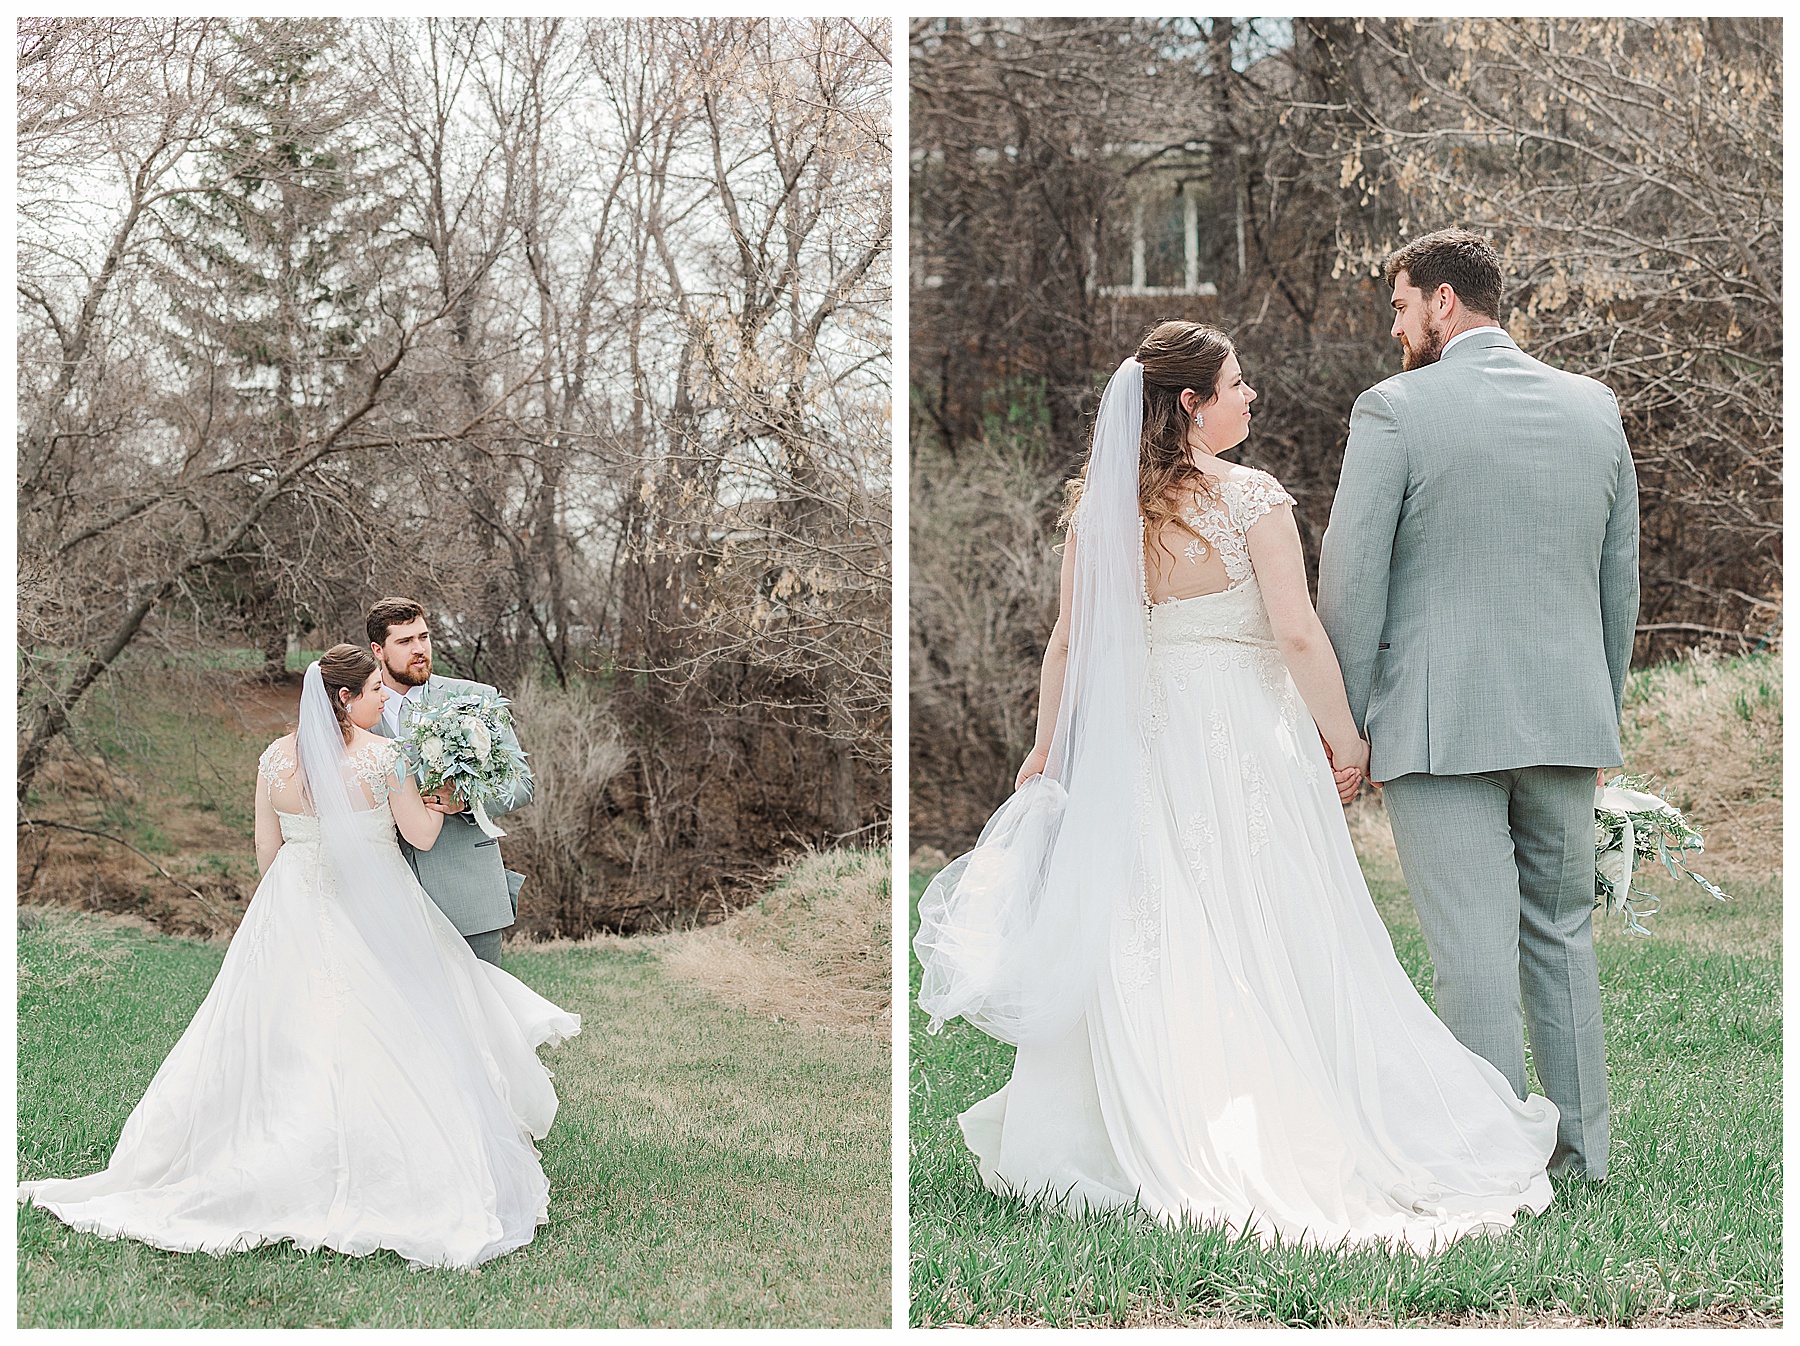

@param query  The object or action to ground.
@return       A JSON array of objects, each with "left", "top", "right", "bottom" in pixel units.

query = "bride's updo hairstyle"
[
  {"left": 317, "top": 644, "right": 379, "bottom": 744},
  {"left": 1062, "top": 321, "right": 1234, "bottom": 566}
]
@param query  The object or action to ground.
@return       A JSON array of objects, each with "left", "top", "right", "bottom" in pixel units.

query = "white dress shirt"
[
  {"left": 1441, "top": 324, "right": 1506, "bottom": 358},
  {"left": 381, "top": 679, "right": 429, "bottom": 738}
]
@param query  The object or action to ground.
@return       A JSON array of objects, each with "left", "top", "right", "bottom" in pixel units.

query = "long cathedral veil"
[
  {"left": 295, "top": 663, "right": 548, "bottom": 1262},
  {"left": 915, "top": 357, "right": 1148, "bottom": 1045}
]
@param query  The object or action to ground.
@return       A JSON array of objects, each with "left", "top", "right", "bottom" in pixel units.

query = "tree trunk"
[
  {"left": 262, "top": 617, "right": 290, "bottom": 681},
  {"left": 828, "top": 695, "right": 859, "bottom": 837}
]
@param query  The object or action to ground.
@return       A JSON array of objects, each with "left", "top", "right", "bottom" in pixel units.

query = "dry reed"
[{"left": 658, "top": 848, "right": 891, "bottom": 1037}]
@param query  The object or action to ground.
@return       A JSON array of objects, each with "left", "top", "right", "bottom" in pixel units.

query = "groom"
[
  {"left": 366, "top": 596, "right": 534, "bottom": 966},
  {"left": 1317, "top": 229, "right": 1638, "bottom": 1180}
]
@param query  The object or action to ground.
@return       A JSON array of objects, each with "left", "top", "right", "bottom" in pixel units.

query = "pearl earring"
[{"left": 1193, "top": 410, "right": 1205, "bottom": 429}]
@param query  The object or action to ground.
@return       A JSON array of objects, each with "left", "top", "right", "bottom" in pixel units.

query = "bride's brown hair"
[
  {"left": 1061, "top": 321, "right": 1234, "bottom": 571},
  {"left": 318, "top": 644, "right": 379, "bottom": 744}
]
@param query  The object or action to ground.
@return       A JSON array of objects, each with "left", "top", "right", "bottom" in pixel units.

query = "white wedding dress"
[
  {"left": 19, "top": 735, "right": 579, "bottom": 1269},
  {"left": 954, "top": 470, "right": 1559, "bottom": 1252}
]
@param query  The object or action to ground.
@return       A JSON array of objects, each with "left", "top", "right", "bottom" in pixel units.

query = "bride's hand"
[
  {"left": 1318, "top": 732, "right": 1358, "bottom": 803},
  {"left": 1015, "top": 744, "right": 1049, "bottom": 790},
  {"left": 1335, "top": 735, "right": 1371, "bottom": 777},
  {"left": 1326, "top": 734, "right": 1370, "bottom": 804}
]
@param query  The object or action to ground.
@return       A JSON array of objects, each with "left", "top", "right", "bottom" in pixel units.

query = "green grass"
[
  {"left": 31, "top": 663, "right": 266, "bottom": 834},
  {"left": 19, "top": 910, "right": 890, "bottom": 1328},
  {"left": 908, "top": 864, "right": 1781, "bottom": 1327}
]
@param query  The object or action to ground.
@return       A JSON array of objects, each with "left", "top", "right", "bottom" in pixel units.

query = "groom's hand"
[{"left": 424, "top": 787, "right": 467, "bottom": 815}]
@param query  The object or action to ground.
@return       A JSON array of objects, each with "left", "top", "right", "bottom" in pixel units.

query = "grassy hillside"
[
  {"left": 655, "top": 848, "right": 891, "bottom": 1037},
  {"left": 19, "top": 656, "right": 300, "bottom": 938}
]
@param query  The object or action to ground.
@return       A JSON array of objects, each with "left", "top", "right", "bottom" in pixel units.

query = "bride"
[
  {"left": 19, "top": 644, "right": 579, "bottom": 1268},
  {"left": 915, "top": 322, "right": 1559, "bottom": 1251}
]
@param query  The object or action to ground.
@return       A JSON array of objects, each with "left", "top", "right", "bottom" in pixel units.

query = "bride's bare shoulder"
[
  {"left": 346, "top": 729, "right": 396, "bottom": 757},
  {"left": 1221, "top": 463, "right": 1286, "bottom": 491}
]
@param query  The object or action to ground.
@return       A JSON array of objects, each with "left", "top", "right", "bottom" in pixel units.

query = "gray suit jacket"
[
  {"left": 1317, "top": 330, "right": 1639, "bottom": 782},
  {"left": 375, "top": 674, "right": 534, "bottom": 936}
]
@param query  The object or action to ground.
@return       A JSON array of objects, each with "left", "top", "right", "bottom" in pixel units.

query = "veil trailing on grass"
[{"left": 914, "top": 357, "right": 1149, "bottom": 1045}]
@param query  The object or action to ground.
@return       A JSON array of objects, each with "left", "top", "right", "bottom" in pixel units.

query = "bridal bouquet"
[
  {"left": 1594, "top": 776, "right": 1728, "bottom": 935},
  {"left": 400, "top": 692, "right": 531, "bottom": 839}
]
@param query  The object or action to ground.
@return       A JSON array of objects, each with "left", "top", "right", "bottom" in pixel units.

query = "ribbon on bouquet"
[
  {"left": 467, "top": 793, "right": 507, "bottom": 840},
  {"left": 1594, "top": 782, "right": 1659, "bottom": 895}
]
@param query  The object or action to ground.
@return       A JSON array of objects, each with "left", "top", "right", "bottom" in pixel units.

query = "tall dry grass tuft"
[
  {"left": 16, "top": 906, "right": 140, "bottom": 992},
  {"left": 659, "top": 848, "right": 891, "bottom": 1036},
  {"left": 1615, "top": 647, "right": 1781, "bottom": 883},
  {"left": 502, "top": 680, "right": 632, "bottom": 937},
  {"left": 911, "top": 420, "right": 1066, "bottom": 850}
]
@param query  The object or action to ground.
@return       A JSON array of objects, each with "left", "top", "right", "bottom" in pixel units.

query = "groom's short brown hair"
[
  {"left": 1382, "top": 229, "right": 1503, "bottom": 320},
  {"left": 366, "top": 597, "right": 427, "bottom": 648}
]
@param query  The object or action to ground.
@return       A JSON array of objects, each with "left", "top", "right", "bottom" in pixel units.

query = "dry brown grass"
[
  {"left": 16, "top": 665, "right": 301, "bottom": 939},
  {"left": 1616, "top": 648, "right": 1780, "bottom": 884},
  {"left": 497, "top": 680, "right": 636, "bottom": 934},
  {"left": 654, "top": 848, "right": 891, "bottom": 1037}
]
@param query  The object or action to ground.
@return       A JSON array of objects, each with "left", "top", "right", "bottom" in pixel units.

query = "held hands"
[
  {"left": 1015, "top": 744, "right": 1050, "bottom": 791},
  {"left": 1318, "top": 729, "right": 1372, "bottom": 805}
]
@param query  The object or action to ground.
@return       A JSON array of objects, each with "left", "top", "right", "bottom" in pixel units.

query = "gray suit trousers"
[{"left": 1381, "top": 765, "right": 1608, "bottom": 1180}]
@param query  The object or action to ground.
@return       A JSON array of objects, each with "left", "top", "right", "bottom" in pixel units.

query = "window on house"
[{"left": 1095, "top": 168, "right": 1231, "bottom": 298}]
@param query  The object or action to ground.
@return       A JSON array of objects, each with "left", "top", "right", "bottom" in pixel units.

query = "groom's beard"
[
  {"left": 1400, "top": 318, "right": 1446, "bottom": 371},
  {"left": 384, "top": 653, "right": 432, "bottom": 688}
]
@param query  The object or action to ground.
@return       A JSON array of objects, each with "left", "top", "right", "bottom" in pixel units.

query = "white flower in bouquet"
[
  {"left": 1594, "top": 775, "right": 1728, "bottom": 935},
  {"left": 467, "top": 716, "right": 491, "bottom": 764},
  {"left": 422, "top": 736, "right": 446, "bottom": 769}
]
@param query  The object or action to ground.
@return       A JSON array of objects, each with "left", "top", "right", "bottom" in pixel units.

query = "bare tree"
[
  {"left": 20, "top": 18, "right": 893, "bottom": 931},
  {"left": 1293, "top": 17, "right": 1781, "bottom": 656},
  {"left": 637, "top": 18, "right": 891, "bottom": 834}
]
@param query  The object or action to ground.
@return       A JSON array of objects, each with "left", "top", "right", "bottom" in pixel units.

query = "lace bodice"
[
  {"left": 1140, "top": 468, "right": 1292, "bottom": 651},
  {"left": 1067, "top": 465, "right": 1294, "bottom": 650},
  {"left": 258, "top": 736, "right": 405, "bottom": 819},
  {"left": 1171, "top": 469, "right": 1295, "bottom": 588},
  {"left": 272, "top": 807, "right": 409, "bottom": 849}
]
